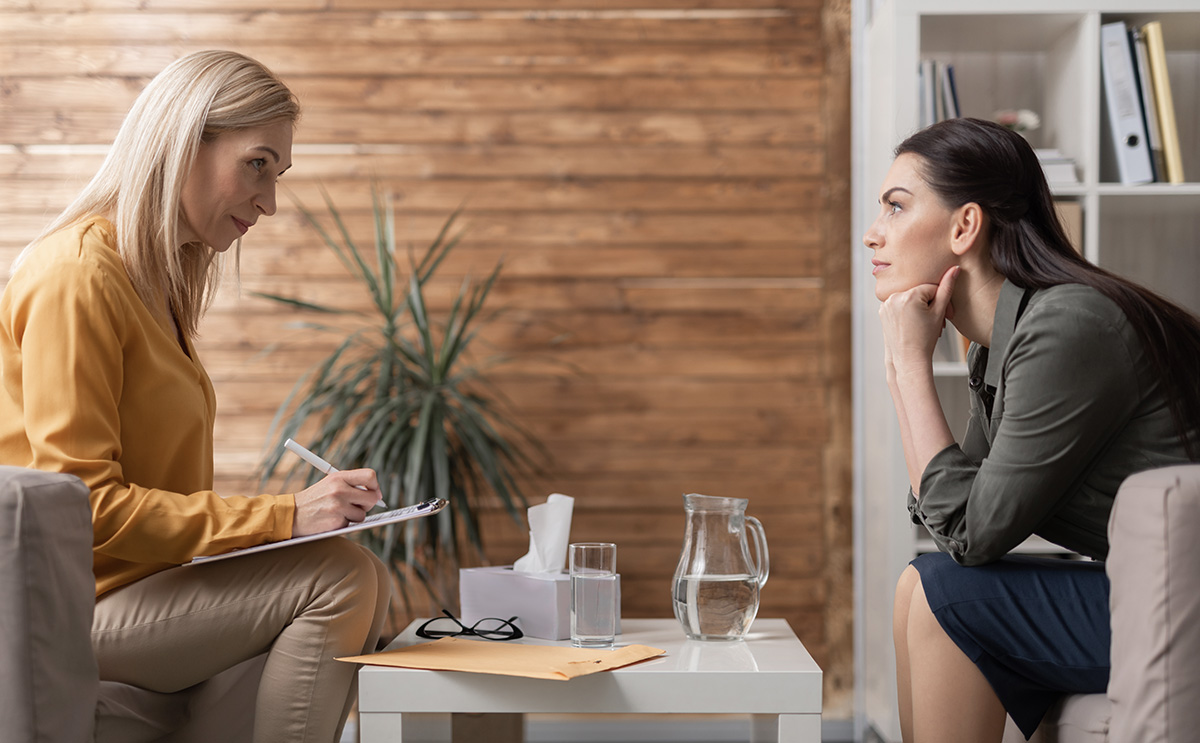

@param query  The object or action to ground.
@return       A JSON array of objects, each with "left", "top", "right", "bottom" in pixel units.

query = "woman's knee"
[
  {"left": 357, "top": 544, "right": 390, "bottom": 591},
  {"left": 895, "top": 563, "right": 922, "bottom": 629},
  {"left": 301, "top": 538, "right": 387, "bottom": 602},
  {"left": 893, "top": 566, "right": 946, "bottom": 669},
  {"left": 903, "top": 570, "right": 949, "bottom": 652},
  {"left": 897, "top": 564, "right": 922, "bottom": 600},
  {"left": 355, "top": 543, "right": 392, "bottom": 615}
]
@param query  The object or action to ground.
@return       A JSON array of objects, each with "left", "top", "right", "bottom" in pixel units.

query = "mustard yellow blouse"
[{"left": 0, "top": 216, "right": 294, "bottom": 596}]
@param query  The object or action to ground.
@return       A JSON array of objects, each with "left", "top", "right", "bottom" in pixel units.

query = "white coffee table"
[{"left": 357, "top": 617, "right": 822, "bottom": 742}]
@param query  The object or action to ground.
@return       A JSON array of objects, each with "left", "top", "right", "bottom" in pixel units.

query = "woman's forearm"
[
  {"left": 891, "top": 360, "right": 955, "bottom": 496},
  {"left": 886, "top": 367, "right": 924, "bottom": 494},
  {"left": 876, "top": 267, "right": 962, "bottom": 497}
]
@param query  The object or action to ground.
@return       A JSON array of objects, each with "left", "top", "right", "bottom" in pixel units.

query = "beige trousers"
[{"left": 92, "top": 538, "right": 391, "bottom": 743}]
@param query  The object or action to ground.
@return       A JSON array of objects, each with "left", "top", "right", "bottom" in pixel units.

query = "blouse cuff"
[
  {"left": 910, "top": 443, "right": 979, "bottom": 560},
  {"left": 272, "top": 493, "right": 297, "bottom": 541}
]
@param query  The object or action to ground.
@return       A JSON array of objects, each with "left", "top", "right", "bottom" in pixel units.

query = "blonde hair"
[{"left": 19, "top": 50, "right": 299, "bottom": 338}]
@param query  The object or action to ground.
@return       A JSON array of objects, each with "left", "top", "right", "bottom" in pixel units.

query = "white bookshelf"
[{"left": 851, "top": 1, "right": 1200, "bottom": 740}]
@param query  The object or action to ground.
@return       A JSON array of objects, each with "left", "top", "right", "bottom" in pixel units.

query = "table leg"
[
  {"left": 751, "top": 713, "right": 822, "bottom": 743},
  {"left": 360, "top": 712, "right": 447, "bottom": 742},
  {"left": 358, "top": 712, "right": 523, "bottom": 743},
  {"left": 450, "top": 713, "right": 524, "bottom": 742}
]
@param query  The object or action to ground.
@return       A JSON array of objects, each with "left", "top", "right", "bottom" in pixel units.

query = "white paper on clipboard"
[{"left": 188, "top": 498, "right": 448, "bottom": 565}]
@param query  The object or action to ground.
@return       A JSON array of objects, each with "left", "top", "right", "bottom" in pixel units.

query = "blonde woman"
[{"left": 0, "top": 51, "right": 389, "bottom": 742}]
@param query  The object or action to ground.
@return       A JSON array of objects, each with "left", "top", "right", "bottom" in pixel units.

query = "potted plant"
[{"left": 254, "top": 185, "right": 544, "bottom": 619}]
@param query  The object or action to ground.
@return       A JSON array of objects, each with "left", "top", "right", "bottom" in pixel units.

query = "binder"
[
  {"left": 919, "top": 59, "right": 936, "bottom": 128},
  {"left": 1100, "top": 22, "right": 1153, "bottom": 185},
  {"left": 941, "top": 64, "right": 960, "bottom": 119},
  {"left": 919, "top": 60, "right": 960, "bottom": 128},
  {"left": 934, "top": 64, "right": 946, "bottom": 123},
  {"left": 1130, "top": 27, "right": 1166, "bottom": 181},
  {"left": 1142, "top": 21, "right": 1185, "bottom": 184}
]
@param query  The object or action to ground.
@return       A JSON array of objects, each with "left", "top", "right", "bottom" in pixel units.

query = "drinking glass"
[{"left": 569, "top": 542, "right": 617, "bottom": 648}]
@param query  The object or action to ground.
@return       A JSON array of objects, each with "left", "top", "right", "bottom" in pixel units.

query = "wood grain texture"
[
  {"left": 0, "top": 13, "right": 821, "bottom": 45},
  {"left": 0, "top": 43, "right": 822, "bottom": 78},
  {"left": 0, "top": 1, "right": 853, "bottom": 716}
]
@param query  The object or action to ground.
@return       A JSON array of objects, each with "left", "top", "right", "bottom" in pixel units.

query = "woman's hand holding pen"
[
  {"left": 879, "top": 265, "right": 959, "bottom": 375},
  {"left": 292, "top": 469, "right": 382, "bottom": 537}
]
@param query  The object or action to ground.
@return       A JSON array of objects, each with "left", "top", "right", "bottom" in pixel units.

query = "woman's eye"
[
  {"left": 250, "top": 158, "right": 266, "bottom": 172},
  {"left": 887, "top": 200, "right": 902, "bottom": 214}
]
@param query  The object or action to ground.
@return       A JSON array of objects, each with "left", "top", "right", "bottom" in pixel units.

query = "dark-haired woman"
[{"left": 863, "top": 117, "right": 1200, "bottom": 743}]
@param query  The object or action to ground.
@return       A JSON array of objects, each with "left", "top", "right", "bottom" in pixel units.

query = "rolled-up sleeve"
[{"left": 909, "top": 300, "right": 1142, "bottom": 565}]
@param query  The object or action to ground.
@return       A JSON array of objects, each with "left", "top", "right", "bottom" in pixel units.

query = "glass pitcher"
[{"left": 671, "top": 493, "right": 769, "bottom": 641}]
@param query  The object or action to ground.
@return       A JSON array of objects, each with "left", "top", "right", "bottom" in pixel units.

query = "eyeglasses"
[{"left": 415, "top": 610, "right": 524, "bottom": 641}]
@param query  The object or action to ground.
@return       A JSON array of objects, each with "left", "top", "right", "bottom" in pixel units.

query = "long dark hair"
[{"left": 897, "top": 117, "right": 1200, "bottom": 459}]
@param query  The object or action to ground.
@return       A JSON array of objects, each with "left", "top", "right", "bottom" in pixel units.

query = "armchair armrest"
[
  {"left": 0, "top": 466, "right": 97, "bottom": 743},
  {"left": 1107, "top": 465, "right": 1200, "bottom": 743}
]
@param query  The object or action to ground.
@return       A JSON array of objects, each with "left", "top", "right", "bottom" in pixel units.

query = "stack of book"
[
  {"left": 1036, "top": 149, "right": 1080, "bottom": 185},
  {"left": 918, "top": 59, "right": 959, "bottom": 129},
  {"left": 1101, "top": 20, "right": 1185, "bottom": 185},
  {"left": 933, "top": 324, "right": 970, "bottom": 365}
]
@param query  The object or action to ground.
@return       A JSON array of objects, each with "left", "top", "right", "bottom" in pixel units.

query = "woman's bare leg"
[
  {"left": 894, "top": 565, "right": 921, "bottom": 743},
  {"left": 907, "top": 569, "right": 1007, "bottom": 743}
]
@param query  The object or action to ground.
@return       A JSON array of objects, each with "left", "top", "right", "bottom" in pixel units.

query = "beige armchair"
[
  {"left": 1000, "top": 465, "right": 1200, "bottom": 743},
  {"left": 0, "top": 465, "right": 262, "bottom": 743}
]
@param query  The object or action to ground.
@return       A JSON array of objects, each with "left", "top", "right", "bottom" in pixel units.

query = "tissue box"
[{"left": 459, "top": 566, "right": 620, "bottom": 641}]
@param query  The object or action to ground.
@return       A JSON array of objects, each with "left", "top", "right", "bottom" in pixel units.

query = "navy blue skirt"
[{"left": 911, "top": 552, "right": 1111, "bottom": 740}]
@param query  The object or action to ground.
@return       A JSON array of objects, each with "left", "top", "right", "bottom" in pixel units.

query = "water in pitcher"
[{"left": 672, "top": 573, "right": 760, "bottom": 641}]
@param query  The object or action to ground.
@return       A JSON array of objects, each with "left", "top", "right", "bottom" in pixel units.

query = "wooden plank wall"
[{"left": 0, "top": 0, "right": 852, "bottom": 715}]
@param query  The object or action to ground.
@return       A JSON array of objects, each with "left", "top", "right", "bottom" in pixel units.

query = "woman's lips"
[
  {"left": 872, "top": 261, "right": 890, "bottom": 275},
  {"left": 232, "top": 217, "right": 250, "bottom": 235}
]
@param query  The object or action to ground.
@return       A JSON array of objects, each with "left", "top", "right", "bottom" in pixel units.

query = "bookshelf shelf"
[
  {"left": 1050, "top": 184, "right": 1089, "bottom": 196},
  {"left": 853, "top": 1, "right": 1199, "bottom": 740},
  {"left": 1095, "top": 183, "right": 1200, "bottom": 195}
]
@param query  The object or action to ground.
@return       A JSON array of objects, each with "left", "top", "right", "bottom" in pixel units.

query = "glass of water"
[{"left": 569, "top": 542, "right": 617, "bottom": 648}]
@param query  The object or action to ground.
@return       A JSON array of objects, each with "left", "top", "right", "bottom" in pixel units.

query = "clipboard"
[{"left": 188, "top": 497, "right": 448, "bottom": 565}]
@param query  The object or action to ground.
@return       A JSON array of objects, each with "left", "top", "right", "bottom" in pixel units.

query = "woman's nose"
[
  {"left": 862, "top": 219, "right": 882, "bottom": 250},
  {"left": 256, "top": 183, "right": 278, "bottom": 217}
]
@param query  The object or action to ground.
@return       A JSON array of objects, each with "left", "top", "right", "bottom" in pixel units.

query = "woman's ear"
[{"left": 949, "top": 202, "right": 985, "bottom": 257}]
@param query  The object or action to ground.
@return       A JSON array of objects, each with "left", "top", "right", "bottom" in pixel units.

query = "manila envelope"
[{"left": 338, "top": 637, "right": 665, "bottom": 681}]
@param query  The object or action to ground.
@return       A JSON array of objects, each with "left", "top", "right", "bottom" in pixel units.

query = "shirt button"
[{"left": 968, "top": 376, "right": 983, "bottom": 390}]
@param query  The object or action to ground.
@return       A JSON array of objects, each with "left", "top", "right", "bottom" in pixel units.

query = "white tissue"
[{"left": 512, "top": 493, "right": 574, "bottom": 574}]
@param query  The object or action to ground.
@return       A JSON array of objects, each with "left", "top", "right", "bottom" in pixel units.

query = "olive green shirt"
[{"left": 909, "top": 279, "right": 1191, "bottom": 565}]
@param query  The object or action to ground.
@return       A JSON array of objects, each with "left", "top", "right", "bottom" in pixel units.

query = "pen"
[{"left": 284, "top": 438, "right": 386, "bottom": 509}]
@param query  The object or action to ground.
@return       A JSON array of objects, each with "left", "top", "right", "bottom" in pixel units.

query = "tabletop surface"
[{"left": 357, "top": 618, "right": 823, "bottom": 715}]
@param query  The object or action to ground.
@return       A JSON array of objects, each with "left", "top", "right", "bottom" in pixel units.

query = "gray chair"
[{"left": 0, "top": 465, "right": 263, "bottom": 743}]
